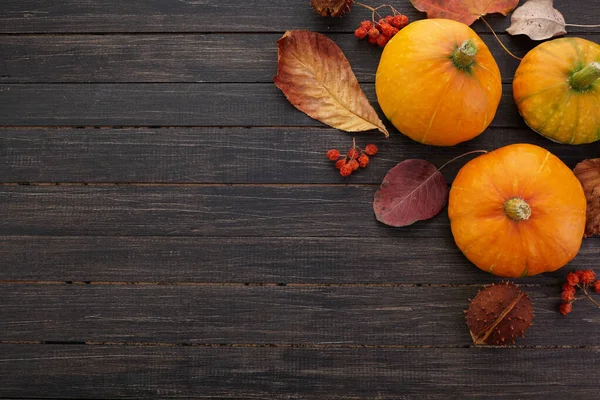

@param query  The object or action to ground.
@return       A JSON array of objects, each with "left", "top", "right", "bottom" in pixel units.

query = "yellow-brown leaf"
[{"left": 274, "top": 30, "right": 389, "bottom": 137}]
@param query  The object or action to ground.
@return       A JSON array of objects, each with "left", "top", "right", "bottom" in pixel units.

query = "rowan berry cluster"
[
  {"left": 559, "top": 269, "right": 600, "bottom": 316},
  {"left": 326, "top": 139, "right": 378, "bottom": 177},
  {"left": 354, "top": 6, "right": 409, "bottom": 47}
]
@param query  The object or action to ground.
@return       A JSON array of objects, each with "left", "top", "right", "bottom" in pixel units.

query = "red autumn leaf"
[
  {"left": 274, "top": 30, "right": 389, "bottom": 137},
  {"left": 373, "top": 159, "right": 448, "bottom": 227},
  {"left": 410, "top": 0, "right": 519, "bottom": 26},
  {"left": 574, "top": 158, "right": 600, "bottom": 237}
]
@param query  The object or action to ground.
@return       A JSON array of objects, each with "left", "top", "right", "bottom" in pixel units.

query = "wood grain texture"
[
  {"left": 1, "top": 285, "right": 597, "bottom": 346},
  {"left": 0, "top": 184, "right": 448, "bottom": 237},
  {"left": 0, "top": 83, "right": 523, "bottom": 127},
  {"left": 2, "top": 127, "right": 598, "bottom": 184},
  {"left": 3, "top": 33, "right": 582, "bottom": 84},
  {"left": 0, "top": 0, "right": 598, "bottom": 34},
  {"left": 0, "top": 344, "right": 598, "bottom": 399},
  {"left": 1, "top": 235, "right": 597, "bottom": 284}
]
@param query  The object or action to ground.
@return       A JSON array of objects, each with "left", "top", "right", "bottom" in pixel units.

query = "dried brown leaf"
[
  {"left": 574, "top": 158, "right": 600, "bottom": 237},
  {"left": 506, "top": 0, "right": 566, "bottom": 40},
  {"left": 409, "top": 0, "right": 518, "bottom": 26},
  {"left": 310, "top": 0, "right": 354, "bottom": 17},
  {"left": 274, "top": 30, "right": 388, "bottom": 137}
]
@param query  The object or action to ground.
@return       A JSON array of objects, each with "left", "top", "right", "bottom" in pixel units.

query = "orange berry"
[
  {"left": 566, "top": 272, "right": 579, "bottom": 286},
  {"left": 376, "top": 35, "right": 388, "bottom": 47},
  {"left": 326, "top": 149, "right": 340, "bottom": 161},
  {"left": 347, "top": 148, "right": 359, "bottom": 159},
  {"left": 360, "top": 20, "right": 373, "bottom": 30},
  {"left": 559, "top": 302, "right": 572, "bottom": 316},
  {"left": 593, "top": 280, "right": 600, "bottom": 293},
  {"left": 390, "top": 14, "right": 409, "bottom": 29},
  {"left": 358, "top": 154, "right": 369, "bottom": 168},
  {"left": 580, "top": 269, "right": 596, "bottom": 285},
  {"left": 340, "top": 164, "right": 353, "bottom": 177},
  {"left": 367, "top": 27, "right": 380, "bottom": 39},
  {"left": 348, "top": 160, "right": 359, "bottom": 171},
  {"left": 335, "top": 159, "right": 346, "bottom": 169},
  {"left": 365, "top": 144, "right": 378, "bottom": 156},
  {"left": 354, "top": 27, "right": 368, "bottom": 40}
]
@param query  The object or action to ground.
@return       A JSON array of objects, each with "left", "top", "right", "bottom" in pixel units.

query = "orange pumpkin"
[
  {"left": 448, "top": 144, "right": 586, "bottom": 278},
  {"left": 375, "top": 19, "right": 501, "bottom": 146},
  {"left": 513, "top": 37, "right": 600, "bottom": 144}
]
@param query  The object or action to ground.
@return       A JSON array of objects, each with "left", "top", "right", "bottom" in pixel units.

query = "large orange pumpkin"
[
  {"left": 448, "top": 144, "right": 586, "bottom": 278},
  {"left": 513, "top": 37, "right": 600, "bottom": 145},
  {"left": 375, "top": 19, "right": 501, "bottom": 146}
]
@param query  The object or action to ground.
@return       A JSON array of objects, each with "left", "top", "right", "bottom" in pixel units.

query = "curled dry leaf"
[
  {"left": 465, "top": 282, "right": 534, "bottom": 346},
  {"left": 409, "top": 0, "right": 518, "bottom": 26},
  {"left": 574, "top": 158, "right": 600, "bottom": 237},
  {"left": 506, "top": 0, "right": 566, "bottom": 40},
  {"left": 310, "top": 0, "right": 354, "bottom": 17},
  {"left": 274, "top": 30, "right": 388, "bottom": 137},
  {"left": 373, "top": 159, "right": 448, "bottom": 227}
]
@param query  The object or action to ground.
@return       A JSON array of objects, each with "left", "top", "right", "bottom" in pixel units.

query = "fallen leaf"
[
  {"left": 409, "top": 0, "right": 518, "bottom": 26},
  {"left": 506, "top": 0, "right": 566, "bottom": 40},
  {"left": 465, "top": 282, "right": 533, "bottom": 346},
  {"left": 274, "top": 30, "right": 389, "bottom": 137},
  {"left": 310, "top": 0, "right": 354, "bottom": 17},
  {"left": 373, "top": 159, "right": 448, "bottom": 227},
  {"left": 574, "top": 158, "right": 600, "bottom": 237}
]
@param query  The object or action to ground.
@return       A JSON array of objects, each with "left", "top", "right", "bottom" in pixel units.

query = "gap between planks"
[
  {"left": 0, "top": 340, "right": 598, "bottom": 350},
  {"left": 0, "top": 280, "right": 557, "bottom": 288}
]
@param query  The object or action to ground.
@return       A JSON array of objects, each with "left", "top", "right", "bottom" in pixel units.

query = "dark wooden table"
[{"left": 1, "top": 1, "right": 599, "bottom": 398}]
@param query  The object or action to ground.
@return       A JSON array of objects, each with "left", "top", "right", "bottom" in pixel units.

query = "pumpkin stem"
[
  {"left": 504, "top": 198, "right": 531, "bottom": 221},
  {"left": 570, "top": 62, "right": 600, "bottom": 92},
  {"left": 451, "top": 39, "right": 478, "bottom": 70}
]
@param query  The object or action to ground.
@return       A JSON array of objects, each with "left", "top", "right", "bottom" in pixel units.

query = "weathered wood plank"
[
  {"left": 0, "top": 83, "right": 522, "bottom": 127},
  {"left": 0, "top": 0, "right": 596, "bottom": 34},
  {"left": 1, "top": 127, "right": 598, "bottom": 184},
  {"left": 0, "top": 235, "right": 597, "bottom": 284},
  {"left": 2, "top": 33, "right": 576, "bottom": 83},
  {"left": 0, "top": 185, "right": 450, "bottom": 237},
  {"left": 0, "top": 344, "right": 597, "bottom": 399},
  {"left": 0, "top": 285, "right": 595, "bottom": 346}
]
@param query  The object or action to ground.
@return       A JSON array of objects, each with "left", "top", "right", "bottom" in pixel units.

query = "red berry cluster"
[
  {"left": 326, "top": 140, "right": 378, "bottom": 177},
  {"left": 559, "top": 269, "right": 600, "bottom": 316},
  {"left": 354, "top": 14, "right": 409, "bottom": 47}
]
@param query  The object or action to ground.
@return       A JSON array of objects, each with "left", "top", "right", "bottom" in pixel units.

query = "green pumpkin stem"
[
  {"left": 504, "top": 198, "right": 531, "bottom": 221},
  {"left": 570, "top": 62, "right": 600, "bottom": 91},
  {"left": 451, "top": 39, "right": 478, "bottom": 70}
]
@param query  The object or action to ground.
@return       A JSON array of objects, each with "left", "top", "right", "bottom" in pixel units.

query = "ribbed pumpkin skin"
[
  {"left": 513, "top": 37, "right": 600, "bottom": 144},
  {"left": 448, "top": 144, "right": 586, "bottom": 278},
  {"left": 375, "top": 19, "right": 501, "bottom": 146}
]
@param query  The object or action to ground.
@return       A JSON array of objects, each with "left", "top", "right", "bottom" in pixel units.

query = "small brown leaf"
[
  {"left": 274, "top": 30, "right": 388, "bottom": 137},
  {"left": 409, "top": 0, "right": 518, "bottom": 26},
  {"left": 310, "top": 0, "right": 354, "bottom": 17},
  {"left": 574, "top": 158, "right": 600, "bottom": 237},
  {"left": 506, "top": 0, "right": 566, "bottom": 40},
  {"left": 373, "top": 159, "right": 448, "bottom": 227},
  {"left": 465, "top": 282, "right": 534, "bottom": 346}
]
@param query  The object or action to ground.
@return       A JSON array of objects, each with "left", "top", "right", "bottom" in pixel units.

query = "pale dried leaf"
[
  {"left": 274, "top": 30, "right": 388, "bottom": 137},
  {"left": 574, "top": 158, "right": 600, "bottom": 237},
  {"left": 506, "top": 0, "right": 566, "bottom": 40},
  {"left": 410, "top": 0, "right": 518, "bottom": 26}
]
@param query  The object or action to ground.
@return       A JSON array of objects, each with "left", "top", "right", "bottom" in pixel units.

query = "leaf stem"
[
  {"left": 481, "top": 17, "right": 522, "bottom": 61},
  {"left": 579, "top": 285, "right": 600, "bottom": 308},
  {"left": 356, "top": 2, "right": 400, "bottom": 21},
  {"left": 439, "top": 150, "right": 488, "bottom": 171},
  {"left": 564, "top": 23, "right": 600, "bottom": 28}
]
